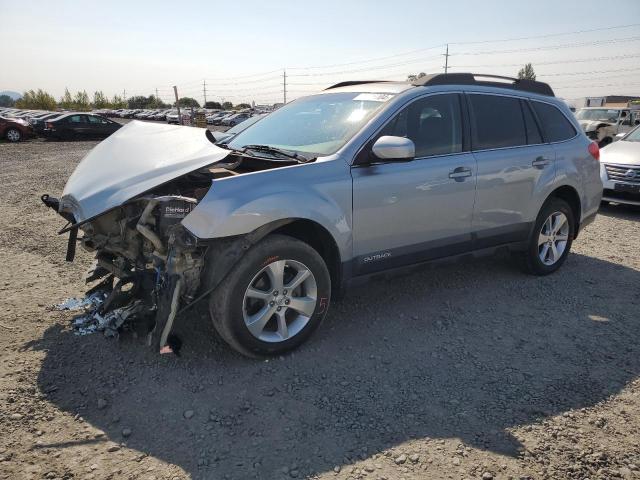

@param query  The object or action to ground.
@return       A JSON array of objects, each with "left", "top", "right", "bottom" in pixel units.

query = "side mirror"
[
  {"left": 615, "top": 132, "right": 626, "bottom": 139},
  {"left": 371, "top": 135, "right": 415, "bottom": 161}
]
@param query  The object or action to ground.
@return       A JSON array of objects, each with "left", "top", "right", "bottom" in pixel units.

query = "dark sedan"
[
  {"left": 42, "top": 113, "right": 122, "bottom": 140},
  {"left": 0, "top": 116, "right": 34, "bottom": 142},
  {"left": 30, "top": 112, "right": 64, "bottom": 135}
]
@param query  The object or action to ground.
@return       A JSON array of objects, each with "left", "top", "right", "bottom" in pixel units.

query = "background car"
[
  {"left": 165, "top": 110, "right": 180, "bottom": 124},
  {"left": 30, "top": 112, "right": 63, "bottom": 135},
  {"left": 0, "top": 115, "right": 34, "bottom": 142},
  {"left": 42, "top": 113, "right": 122, "bottom": 140},
  {"left": 576, "top": 107, "right": 640, "bottom": 147},
  {"left": 212, "top": 111, "right": 235, "bottom": 125},
  {"left": 209, "top": 113, "right": 266, "bottom": 143},
  {"left": 600, "top": 124, "right": 640, "bottom": 206},
  {"left": 222, "top": 113, "right": 251, "bottom": 127}
]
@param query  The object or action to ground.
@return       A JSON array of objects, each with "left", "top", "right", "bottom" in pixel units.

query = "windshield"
[
  {"left": 228, "top": 92, "right": 394, "bottom": 156},
  {"left": 623, "top": 125, "right": 640, "bottom": 142},
  {"left": 576, "top": 108, "right": 620, "bottom": 122}
]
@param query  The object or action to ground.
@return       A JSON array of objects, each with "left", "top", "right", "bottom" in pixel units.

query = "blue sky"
[{"left": 2, "top": 0, "right": 640, "bottom": 104}]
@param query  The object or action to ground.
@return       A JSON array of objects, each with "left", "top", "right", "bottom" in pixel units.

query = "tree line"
[{"left": 0, "top": 88, "right": 250, "bottom": 111}]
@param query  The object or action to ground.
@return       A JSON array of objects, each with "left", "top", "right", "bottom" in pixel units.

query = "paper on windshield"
[{"left": 353, "top": 93, "right": 395, "bottom": 102}]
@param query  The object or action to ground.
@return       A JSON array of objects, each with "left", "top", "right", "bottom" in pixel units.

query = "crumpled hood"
[
  {"left": 600, "top": 139, "right": 640, "bottom": 166},
  {"left": 578, "top": 120, "right": 611, "bottom": 132},
  {"left": 61, "top": 120, "right": 230, "bottom": 222}
]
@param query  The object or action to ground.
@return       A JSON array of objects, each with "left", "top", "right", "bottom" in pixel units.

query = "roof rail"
[
  {"left": 411, "top": 73, "right": 554, "bottom": 97},
  {"left": 325, "top": 80, "right": 394, "bottom": 90}
]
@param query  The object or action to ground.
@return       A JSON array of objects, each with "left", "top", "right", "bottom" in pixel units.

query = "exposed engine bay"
[{"left": 44, "top": 153, "right": 297, "bottom": 354}]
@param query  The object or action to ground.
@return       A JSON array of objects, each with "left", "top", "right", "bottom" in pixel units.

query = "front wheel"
[
  {"left": 520, "top": 198, "right": 575, "bottom": 275},
  {"left": 5, "top": 128, "right": 21, "bottom": 142},
  {"left": 209, "top": 234, "right": 331, "bottom": 357}
]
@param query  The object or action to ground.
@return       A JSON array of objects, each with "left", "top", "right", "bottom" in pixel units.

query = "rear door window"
[
  {"left": 88, "top": 116, "right": 108, "bottom": 124},
  {"left": 468, "top": 94, "right": 526, "bottom": 150},
  {"left": 68, "top": 115, "right": 86, "bottom": 124},
  {"left": 531, "top": 101, "right": 577, "bottom": 143}
]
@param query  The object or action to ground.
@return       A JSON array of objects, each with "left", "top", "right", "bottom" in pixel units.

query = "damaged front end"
[
  {"left": 47, "top": 186, "right": 210, "bottom": 354},
  {"left": 42, "top": 121, "right": 239, "bottom": 354},
  {"left": 44, "top": 121, "right": 303, "bottom": 353}
]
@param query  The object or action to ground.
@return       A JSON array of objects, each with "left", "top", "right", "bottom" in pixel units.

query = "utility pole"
[
  {"left": 173, "top": 85, "right": 181, "bottom": 125},
  {"left": 155, "top": 88, "right": 159, "bottom": 104},
  {"left": 443, "top": 44, "right": 450, "bottom": 74},
  {"left": 283, "top": 69, "right": 287, "bottom": 104},
  {"left": 123, "top": 89, "right": 126, "bottom": 103},
  {"left": 203, "top": 80, "right": 207, "bottom": 106}
]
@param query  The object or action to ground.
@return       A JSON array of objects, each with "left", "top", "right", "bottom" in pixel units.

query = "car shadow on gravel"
[
  {"left": 598, "top": 202, "right": 640, "bottom": 220},
  {"left": 28, "top": 252, "right": 640, "bottom": 479}
]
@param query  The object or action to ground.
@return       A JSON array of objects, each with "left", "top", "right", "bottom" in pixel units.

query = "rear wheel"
[
  {"left": 520, "top": 197, "right": 575, "bottom": 275},
  {"left": 209, "top": 234, "right": 331, "bottom": 357},
  {"left": 5, "top": 128, "right": 21, "bottom": 142}
]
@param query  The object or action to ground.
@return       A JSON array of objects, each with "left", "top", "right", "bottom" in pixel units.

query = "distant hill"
[{"left": 0, "top": 91, "right": 22, "bottom": 100}]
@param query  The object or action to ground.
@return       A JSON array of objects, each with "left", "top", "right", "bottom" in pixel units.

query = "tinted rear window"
[
  {"left": 469, "top": 94, "right": 526, "bottom": 149},
  {"left": 531, "top": 101, "right": 576, "bottom": 142}
]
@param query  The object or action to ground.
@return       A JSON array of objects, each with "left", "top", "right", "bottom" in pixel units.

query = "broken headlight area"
[{"left": 50, "top": 184, "right": 213, "bottom": 355}]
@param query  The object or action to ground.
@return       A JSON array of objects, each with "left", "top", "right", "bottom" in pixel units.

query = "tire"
[
  {"left": 520, "top": 197, "right": 575, "bottom": 275},
  {"left": 5, "top": 128, "right": 21, "bottom": 142},
  {"left": 209, "top": 234, "right": 331, "bottom": 357},
  {"left": 598, "top": 137, "right": 612, "bottom": 148}
]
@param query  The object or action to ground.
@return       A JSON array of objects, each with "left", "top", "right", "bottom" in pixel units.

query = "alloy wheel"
[
  {"left": 6, "top": 129, "right": 21, "bottom": 142},
  {"left": 242, "top": 259, "right": 318, "bottom": 343},
  {"left": 538, "top": 212, "right": 569, "bottom": 266}
]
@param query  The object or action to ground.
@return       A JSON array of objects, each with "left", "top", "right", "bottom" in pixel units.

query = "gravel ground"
[{"left": 1, "top": 138, "right": 639, "bottom": 480}]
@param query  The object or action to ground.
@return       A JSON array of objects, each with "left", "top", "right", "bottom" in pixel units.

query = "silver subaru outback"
[{"left": 43, "top": 73, "right": 602, "bottom": 357}]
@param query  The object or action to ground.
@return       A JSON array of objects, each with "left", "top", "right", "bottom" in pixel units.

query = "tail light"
[{"left": 588, "top": 142, "right": 600, "bottom": 161}]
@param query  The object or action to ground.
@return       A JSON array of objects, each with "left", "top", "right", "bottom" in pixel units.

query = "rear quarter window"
[{"left": 531, "top": 101, "right": 576, "bottom": 143}]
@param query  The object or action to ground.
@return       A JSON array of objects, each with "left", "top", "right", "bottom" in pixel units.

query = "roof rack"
[
  {"left": 325, "top": 80, "right": 393, "bottom": 90},
  {"left": 411, "top": 73, "right": 554, "bottom": 97}
]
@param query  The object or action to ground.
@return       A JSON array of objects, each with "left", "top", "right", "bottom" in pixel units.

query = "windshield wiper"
[{"left": 241, "top": 144, "right": 314, "bottom": 163}]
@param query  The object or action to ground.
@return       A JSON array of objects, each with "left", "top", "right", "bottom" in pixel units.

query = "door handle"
[
  {"left": 449, "top": 167, "right": 472, "bottom": 181},
  {"left": 532, "top": 156, "right": 551, "bottom": 168}
]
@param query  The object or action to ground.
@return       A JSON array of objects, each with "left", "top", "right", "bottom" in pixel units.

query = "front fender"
[{"left": 181, "top": 159, "right": 353, "bottom": 259}]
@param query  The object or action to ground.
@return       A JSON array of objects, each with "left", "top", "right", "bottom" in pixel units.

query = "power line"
[
  {"left": 537, "top": 66, "right": 640, "bottom": 77},
  {"left": 288, "top": 56, "right": 442, "bottom": 77},
  {"left": 450, "top": 53, "right": 640, "bottom": 69},
  {"left": 449, "top": 22, "right": 640, "bottom": 45},
  {"left": 261, "top": 24, "right": 640, "bottom": 73},
  {"left": 454, "top": 35, "right": 640, "bottom": 56},
  {"left": 288, "top": 44, "right": 444, "bottom": 70},
  {"left": 556, "top": 81, "right": 640, "bottom": 90},
  {"left": 551, "top": 73, "right": 640, "bottom": 87},
  {"left": 110, "top": 23, "right": 640, "bottom": 104}
]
